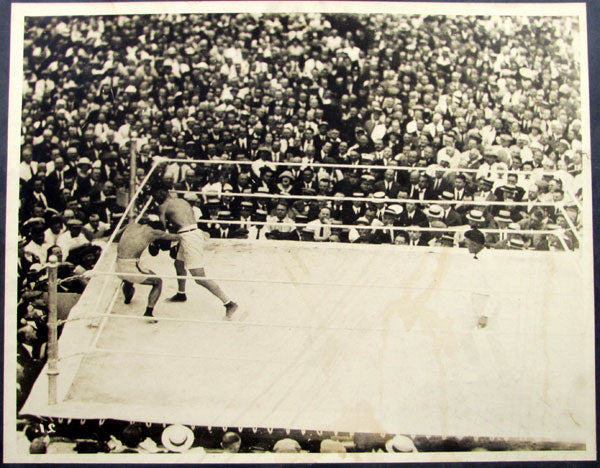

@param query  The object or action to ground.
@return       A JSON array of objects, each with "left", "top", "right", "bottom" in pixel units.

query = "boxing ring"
[{"left": 20, "top": 239, "right": 594, "bottom": 446}]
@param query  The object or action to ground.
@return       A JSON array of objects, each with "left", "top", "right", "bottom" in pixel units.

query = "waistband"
[{"left": 178, "top": 224, "right": 198, "bottom": 234}]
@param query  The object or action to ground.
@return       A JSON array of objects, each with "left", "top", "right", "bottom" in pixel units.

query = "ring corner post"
[
  {"left": 46, "top": 256, "right": 59, "bottom": 405},
  {"left": 128, "top": 138, "right": 138, "bottom": 222}
]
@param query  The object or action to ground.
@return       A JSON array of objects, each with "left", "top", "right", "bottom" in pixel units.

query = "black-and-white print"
[{"left": 5, "top": 2, "right": 595, "bottom": 462}]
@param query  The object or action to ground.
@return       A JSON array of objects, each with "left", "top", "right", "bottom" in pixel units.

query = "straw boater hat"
[
  {"left": 494, "top": 209, "right": 512, "bottom": 223},
  {"left": 371, "top": 191, "right": 386, "bottom": 204},
  {"left": 424, "top": 204, "right": 444, "bottom": 219},
  {"left": 387, "top": 204, "right": 404, "bottom": 216},
  {"left": 508, "top": 236, "right": 525, "bottom": 250},
  {"left": 466, "top": 209, "right": 486, "bottom": 224},
  {"left": 385, "top": 435, "right": 418, "bottom": 453},
  {"left": 161, "top": 425, "right": 195, "bottom": 452},
  {"left": 440, "top": 190, "right": 454, "bottom": 200}
]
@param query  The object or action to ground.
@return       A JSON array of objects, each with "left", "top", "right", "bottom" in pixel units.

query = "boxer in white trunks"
[
  {"left": 154, "top": 186, "right": 238, "bottom": 320},
  {"left": 116, "top": 217, "right": 180, "bottom": 321}
]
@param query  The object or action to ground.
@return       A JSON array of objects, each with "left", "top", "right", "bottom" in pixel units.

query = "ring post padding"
[{"left": 46, "top": 256, "right": 59, "bottom": 405}]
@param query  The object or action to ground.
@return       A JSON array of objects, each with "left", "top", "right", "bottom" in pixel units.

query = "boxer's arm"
[
  {"left": 148, "top": 229, "right": 179, "bottom": 256},
  {"left": 150, "top": 229, "right": 180, "bottom": 242},
  {"left": 158, "top": 203, "right": 168, "bottom": 230}
]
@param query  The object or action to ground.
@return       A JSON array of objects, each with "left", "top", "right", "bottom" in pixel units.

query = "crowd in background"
[
  {"left": 17, "top": 11, "right": 586, "bottom": 444},
  {"left": 21, "top": 418, "right": 582, "bottom": 454}
]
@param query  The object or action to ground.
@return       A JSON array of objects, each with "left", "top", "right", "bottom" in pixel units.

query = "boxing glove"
[{"left": 148, "top": 241, "right": 160, "bottom": 257}]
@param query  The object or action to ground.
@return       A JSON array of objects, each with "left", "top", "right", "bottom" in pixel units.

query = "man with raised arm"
[
  {"left": 116, "top": 216, "right": 181, "bottom": 322},
  {"left": 153, "top": 185, "right": 239, "bottom": 320}
]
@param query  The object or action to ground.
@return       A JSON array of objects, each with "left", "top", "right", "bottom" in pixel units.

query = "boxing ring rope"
[
  {"left": 173, "top": 189, "right": 581, "bottom": 248},
  {"left": 161, "top": 154, "right": 582, "bottom": 243},
  {"left": 158, "top": 156, "right": 569, "bottom": 177},
  {"left": 44, "top": 160, "right": 161, "bottom": 405},
  {"left": 170, "top": 189, "right": 567, "bottom": 208},
  {"left": 55, "top": 256, "right": 575, "bottom": 368},
  {"left": 42, "top": 155, "right": 581, "bottom": 407}
]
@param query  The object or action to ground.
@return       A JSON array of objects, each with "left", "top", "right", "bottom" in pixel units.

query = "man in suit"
[
  {"left": 452, "top": 173, "right": 474, "bottom": 220},
  {"left": 407, "top": 227, "right": 429, "bottom": 246},
  {"left": 231, "top": 171, "right": 254, "bottom": 194},
  {"left": 229, "top": 201, "right": 256, "bottom": 240},
  {"left": 24, "top": 178, "right": 49, "bottom": 215},
  {"left": 494, "top": 172, "right": 526, "bottom": 202},
  {"left": 412, "top": 172, "right": 436, "bottom": 204},
  {"left": 212, "top": 211, "right": 236, "bottom": 239},
  {"left": 439, "top": 191, "right": 464, "bottom": 226},
  {"left": 472, "top": 177, "right": 497, "bottom": 203},
  {"left": 293, "top": 167, "right": 319, "bottom": 195},
  {"left": 334, "top": 170, "right": 362, "bottom": 196},
  {"left": 404, "top": 170, "right": 421, "bottom": 199},
  {"left": 398, "top": 200, "right": 429, "bottom": 228},
  {"left": 372, "top": 206, "right": 401, "bottom": 244},
  {"left": 429, "top": 165, "right": 453, "bottom": 199},
  {"left": 373, "top": 169, "right": 401, "bottom": 198},
  {"left": 342, "top": 192, "right": 366, "bottom": 226},
  {"left": 44, "top": 156, "right": 73, "bottom": 206},
  {"left": 175, "top": 169, "right": 200, "bottom": 192}
]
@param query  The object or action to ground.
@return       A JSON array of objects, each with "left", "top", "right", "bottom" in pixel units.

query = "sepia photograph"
[{"left": 3, "top": 1, "right": 596, "bottom": 463}]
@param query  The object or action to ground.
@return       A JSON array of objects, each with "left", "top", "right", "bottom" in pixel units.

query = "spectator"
[
  {"left": 273, "top": 438, "right": 302, "bottom": 453},
  {"left": 264, "top": 202, "right": 297, "bottom": 240},
  {"left": 15, "top": 11, "right": 584, "bottom": 424},
  {"left": 220, "top": 431, "right": 242, "bottom": 453},
  {"left": 385, "top": 435, "right": 418, "bottom": 453},
  {"left": 320, "top": 439, "right": 347, "bottom": 453},
  {"left": 305, "top": 207, "right": 333, "bottom": 242},
  {"left": 160, "top": 424, "right": 195, "bottom": 453}
]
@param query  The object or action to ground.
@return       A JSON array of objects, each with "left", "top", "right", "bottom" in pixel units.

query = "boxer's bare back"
[
  {"left": 155, "top": 191, "right": 238, "bottom": 319},
  {"left": 118, "top": 224, "right": 178, "bottom": 259},
  {"left": 158, "top": 197, "right": 195, "bottom": 230}
]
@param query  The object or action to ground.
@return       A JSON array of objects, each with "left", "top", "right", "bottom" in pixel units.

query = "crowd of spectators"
[
  {"left": 17, "top": 10, "right": 586, "bottom": 444},
  {"left": 22, "top": 418, "right": 581, "bottom": 454}
]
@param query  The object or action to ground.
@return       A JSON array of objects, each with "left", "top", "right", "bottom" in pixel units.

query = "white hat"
[
  {"left": 425, "top": 204, "right": 444, "bottom": 218},
  {"left": 466, "top": 209, "right": 486, "bottom": 224},
  {"left": 372, "top": 191, "right": 386, "bottom": 204},
  {"left": 320, "top": 439, "right": 346, "bottom": 453},
  {"left": 273, "top": 438, "right": 301, "bottom": 453},
  {"left": 161, "top": 425, "right": 194, "bottom": 452},
  {"left": 385, "top": 435, "right": 418, "bottom": 453},
  {"left": 387, "top": 204, "right": 404, "bottom": 216}
]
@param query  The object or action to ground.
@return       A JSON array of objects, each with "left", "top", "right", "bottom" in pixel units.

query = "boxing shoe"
[
  {"left": 167, "top": 292, "right": 187, "bottom": 302},
  {"left": 224, "top": 301, "right": 238, "bottom": 320}
]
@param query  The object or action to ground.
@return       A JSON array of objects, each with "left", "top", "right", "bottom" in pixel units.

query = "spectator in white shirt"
[
  {"left": 20, "top": 147, "right": 37, "bottom": 183},
  {"left": 305, "top": 207, "right": 332, "bottom": 242},
  {"left": 264, "top": 202, "right": 297, "bottom": 240},
  {"left": 56, "top": 219, "right": 88, "bottom": 256}
]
